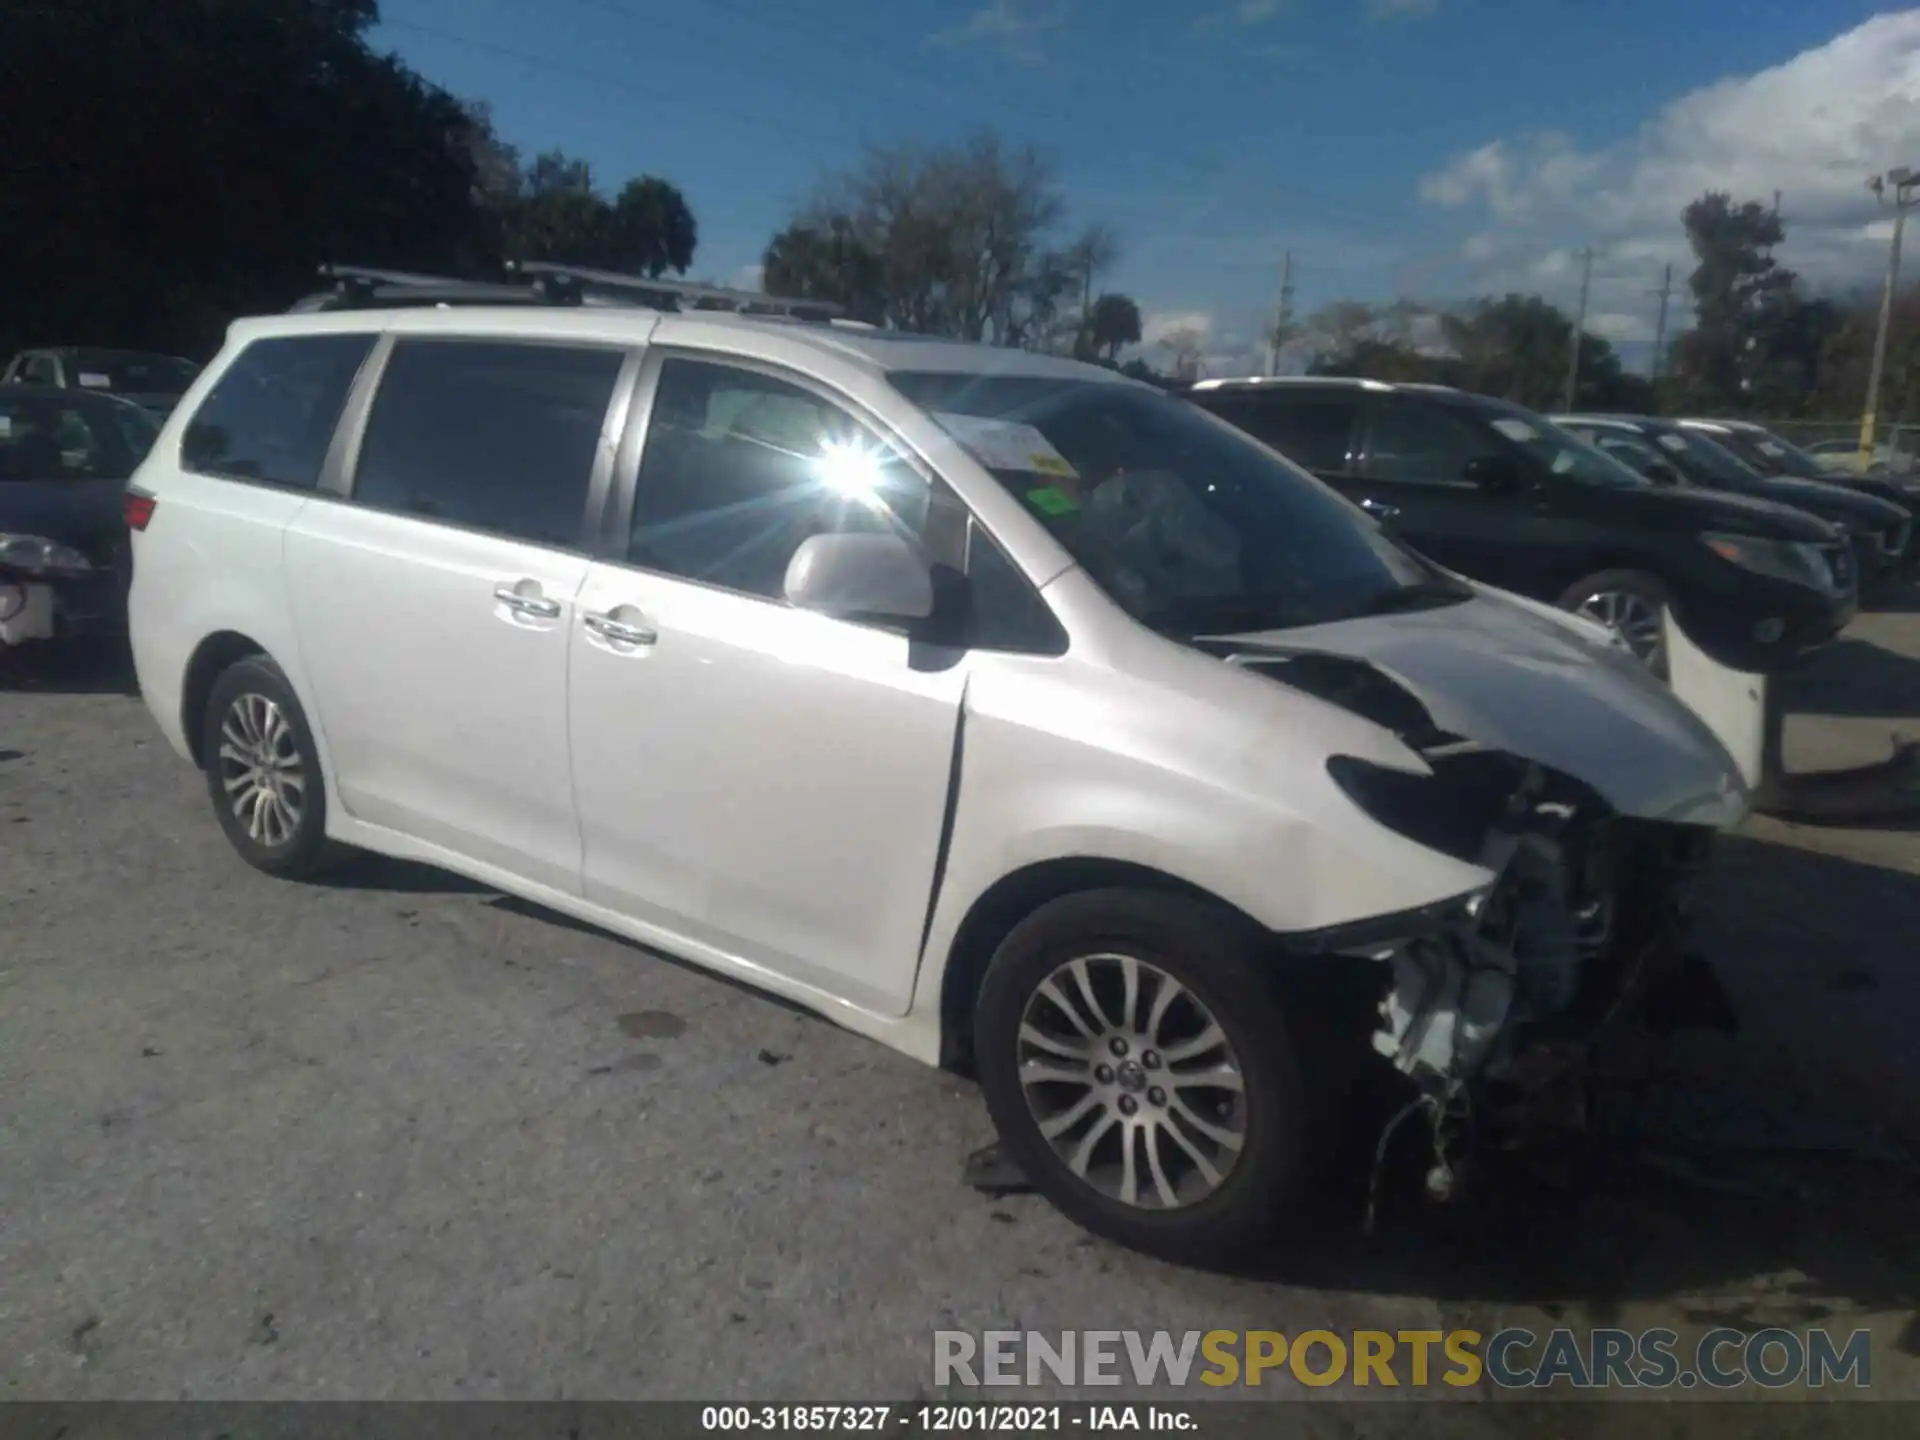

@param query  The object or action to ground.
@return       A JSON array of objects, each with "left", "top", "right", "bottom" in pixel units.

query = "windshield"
[
  {"left": 887, "top": 371, "right": 1457, "bottom": 637},
  {"left": 1743, "top": 430, "right": 1830, "bottom": 481},
  {"left": 67, "top": 351, "right": 200, "bottom": 395},
  {"left": 1463, "top": 400, "right": 1650, "bottom": 489},
  {"left": 0, "top": 392, "right": 150, "bottom": 482},
  {"left": 1647, "top": 426, "right": 1764, "bottom": 487}
]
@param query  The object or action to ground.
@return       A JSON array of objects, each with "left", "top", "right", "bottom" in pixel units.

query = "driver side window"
[{"left": 1361, "top": 400, "right": 1502, "bottom": 485}]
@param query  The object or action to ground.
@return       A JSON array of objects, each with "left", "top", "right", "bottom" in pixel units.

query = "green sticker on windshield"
[{"left": 1026, "top": 485, "right": 1080, "bottom": 516}]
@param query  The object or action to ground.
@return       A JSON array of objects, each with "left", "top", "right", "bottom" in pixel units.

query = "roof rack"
[
  {"left": 507, "top": 261, "right": 845, "bottom": 321},
  {"left": 290, "top": 261, "right": 845, "bottom": 323}
]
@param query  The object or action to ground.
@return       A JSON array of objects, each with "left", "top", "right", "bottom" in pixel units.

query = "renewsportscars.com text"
[{"left": 933, "top": 1327, "right": 1873, "bottom": 1390}]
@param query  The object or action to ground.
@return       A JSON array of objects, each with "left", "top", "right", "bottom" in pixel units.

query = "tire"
[
  {"left": 1556, "top": 568, "right": 1672, "bottom": 678},
  {"left": 200, "top": 654, "right": 338, "bottom": 879},
  {"left": 974, "top": 888, "right": 1308, "bottom": 1266}
]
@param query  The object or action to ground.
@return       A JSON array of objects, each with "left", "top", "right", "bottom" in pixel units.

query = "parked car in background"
[
  {"left": 3, "top": 347, "right": 202, "bottom": 419},
  {"left": 0, "top": 384, "right": 158, "bottom": 650},
  {"left": 1556, "top": 414, "right": 1912, "bottom": 586},
  {"left": 123, "top": 272, "right": 1753, "bottom": 1263},
  {"left": 1185, "top": 377, "right": 1855, "bottom": 675},
  {"left": 1803, "top": 435, "right": 1915, "bottom": 478},
  {"left": 1678, "top": 418, "right": 1920, "bottom": 529}
]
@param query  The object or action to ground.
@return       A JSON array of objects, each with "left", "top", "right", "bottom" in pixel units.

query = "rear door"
[{"left": 283, "top": 335, "right": 637, "bottom": 892}]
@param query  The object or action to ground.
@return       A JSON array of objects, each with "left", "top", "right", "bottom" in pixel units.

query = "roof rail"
[
  {"left": 292, "top": 261, "right": 845, "bottom": 323},
  {"left": 506, "top": 260, "right": 845, "bottom": 321}
]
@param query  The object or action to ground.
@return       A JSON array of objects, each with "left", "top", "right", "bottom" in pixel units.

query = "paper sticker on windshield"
[
  {"left": 77, "top": 372, "right": 112, "bottom": 389},
  {"left": 1758, "top": 440, "right": 1786, "bottom": 457},
  {"left": 1025, "top": 485, "right": 1080, "bottom": 517},
  {"left": 1489, "top": 417, "right": 1538, "bottom": 442},
  {"left": 1656, "top": 433, "right": 1689, "bottom": 453},
  {"left": 932, "top": 411, "right": 1079, "bottom": 479}
]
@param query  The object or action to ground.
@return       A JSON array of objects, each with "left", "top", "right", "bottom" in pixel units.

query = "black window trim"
[
  {"left": 595, "top": 344, "right": 1066, "bottom": 653},
  {"left": 325, "top": 330, "right": 645, "bottom": 556},
  {"left": 179, "top": 331, "right": 381, "bottom": 495}
]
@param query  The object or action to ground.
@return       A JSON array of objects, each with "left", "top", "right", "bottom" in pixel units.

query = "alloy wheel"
[
  {"left": 1573, "top": 589, "right": 1665, "bottom": 669},
  {"left": 216, "top": 692, "right": 306, "bottom": 847},
  {"left": 1017, "top": 953, "right": 1247, "bottom": 1210}
]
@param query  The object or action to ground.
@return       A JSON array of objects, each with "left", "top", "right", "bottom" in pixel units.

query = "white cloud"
[
  {"left": 926, "top": 0, "right": 1068, "bottom": 64},
  {"left": 1141, "top": 310, "right": 1215, "bottom": 347},
  {"left": 1421, "top": 10, "right": 1920, "bottom": 299}
]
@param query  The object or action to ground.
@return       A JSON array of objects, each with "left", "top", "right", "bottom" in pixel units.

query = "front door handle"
[
  {"left": 1360, "top": 497, "right": 1400, "bottom": 520},
  {"left": 494, "top": 583, "right": 562, "bottom": 619},
  {"left": 584, "top": 611, "right": 658, "bottom": 646}
]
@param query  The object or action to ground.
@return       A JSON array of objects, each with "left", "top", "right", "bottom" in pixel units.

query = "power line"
[{"left": 1562, "top": 245, "right": 1594, "bottom": 411}]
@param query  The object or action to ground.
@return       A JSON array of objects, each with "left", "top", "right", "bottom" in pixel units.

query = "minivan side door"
[
  {"left": 566, "top": 351, "right": 1002, "bottom": 1017},
  {"left": 283, "top": 335, "right": 636, "bottom": 893}
]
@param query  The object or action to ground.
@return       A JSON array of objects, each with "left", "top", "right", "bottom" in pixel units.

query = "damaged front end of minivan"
[{"left": 1215, "top": 636, "right": 1740, "bottom": 1219}]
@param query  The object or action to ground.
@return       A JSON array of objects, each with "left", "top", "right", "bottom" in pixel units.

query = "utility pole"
[
  {"left": 1561, "top": 246, "right": 1594, "bottom": 411},
  {"left": 1649, "top": 263, "right": 1674, "bottom": 381},
  {"left": 1265, "top": 251, "right": 1295, "bottom": 377},
  {"left": 1862, "top": 167, "right": 1919, "bottom": 463}
]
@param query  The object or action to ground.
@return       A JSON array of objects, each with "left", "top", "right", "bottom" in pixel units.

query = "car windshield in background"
[
  {"left": 67, "top": 352, "right": 200, "bottom": 394},
  {"left": 0, "top": 393, "right": 148, "bottom": 482},
  {"left": 1466, "top": 401, "right": 1650, "bottom": 489},
  {"left": 1650, "top": 428, "right": 1764, "bottom": 487},
  {"left": 887, "top": 371, "right": 1456, "bottom": 637}
]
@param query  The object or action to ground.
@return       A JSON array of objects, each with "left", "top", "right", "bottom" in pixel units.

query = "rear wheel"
[
  {"left": 201, "top": 655, "right": 337, "bottom": 878},
  {"left": 1558, "top": 568, "right": 1671, "bottom": 677},
  {"left": 973, "top": 889, "right": 1308, "bottom": 1265}
]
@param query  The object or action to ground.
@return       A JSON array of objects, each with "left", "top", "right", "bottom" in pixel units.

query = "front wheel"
[
  {"left": 201, "top": 654, "right": 337, "bottom": 878},
  {"left": 1558, "top": 568, "right": 1672, "bottom": 678},
  {"left": 973, "top": 889, "right": 1308, "bottom": 1265}
]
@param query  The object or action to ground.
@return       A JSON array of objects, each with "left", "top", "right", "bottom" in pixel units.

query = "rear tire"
[
  {"left": 201, "top": 655, "right": 339, "bottom": 879},
  {"left": 973, "top": 889, "right": 1308, "bottom": 1265},
  {"left": 1557, "top": 568, "right": 1672, "bottom": 678}
]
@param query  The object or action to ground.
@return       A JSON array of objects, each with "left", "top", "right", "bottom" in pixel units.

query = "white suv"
[{"left": 126, "top": 272, "right": 1748, "bottom": 1263}]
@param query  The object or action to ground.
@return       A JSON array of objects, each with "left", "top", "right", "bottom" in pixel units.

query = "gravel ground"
[{"left": 2, "top": 602, "right": 1918, "bottom": 1410}]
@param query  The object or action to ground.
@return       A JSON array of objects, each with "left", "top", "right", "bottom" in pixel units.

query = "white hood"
[{"left": 1219, "top": 592, "right": 1750, "bottom": 828}]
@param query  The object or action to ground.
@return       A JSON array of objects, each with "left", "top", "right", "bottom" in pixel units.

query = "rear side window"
[
  {"left": 1201, "top": 395, "right": 1357, "bottom": 472},
  {"left": 182, "top": 334, "right": 373, "bottom": 489},
  {"left": 1361, "top": 399, "right": 1503, "bottom": 484},
  {"left": 352, "top": 339, "right": 625, "bottom": 550}
]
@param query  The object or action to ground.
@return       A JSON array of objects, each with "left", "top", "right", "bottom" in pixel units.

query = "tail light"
[{"left": 123, "top": 490, "right": 157, "bottom": 531}]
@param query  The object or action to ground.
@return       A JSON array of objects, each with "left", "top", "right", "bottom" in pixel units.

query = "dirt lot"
[{"left": 2, "top": 599, "right": 1918, "bottom": 1410}]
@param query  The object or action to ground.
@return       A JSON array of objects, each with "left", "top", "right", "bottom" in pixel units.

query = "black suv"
[
  {"left": 1186, "top": 378, "right": 1855, "bottom": 674},
  {"left": 1555, "top": 413, "right": 1911, "bottom": 586}
]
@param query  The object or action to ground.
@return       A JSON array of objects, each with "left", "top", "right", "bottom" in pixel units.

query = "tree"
[
  {"left": 1, "top": 0, "right": 503, "bottom": 357},
  {"left": 1086, "top": 294, "right": 1142, "bottom": 363},
  {"left": 1670, "top": 192, "right": 1797, "bottom": 410},
  {"left": 1157, "top": 325, "right": 1208, "bottom": 382},
  {"left": 772, "top": 131, "right": 1110, "bottom": 344},
  {"left": 608, "top": 177, "right": 698, "bottom": 277},
  {"left": 762, "top": 216, "right": 886, "bottom": 323}
]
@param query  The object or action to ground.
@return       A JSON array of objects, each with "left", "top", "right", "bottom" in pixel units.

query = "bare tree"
[
  {"left": 779, "top": 130, "right": 1107, "bottom": 345},
  {"left": 1158, "top": 325, "right": 1207, "bottom": 382}
]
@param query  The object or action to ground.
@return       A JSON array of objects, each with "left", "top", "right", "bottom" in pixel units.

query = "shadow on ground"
[
  {"left": 0, "top": 638, "right": 139, "bottom": 696},
  {"left": 1779, "top": 636, "right": 1920, "bottom": 720},
  {"left": 1243, "top": 833, "right": 1920, "bottom": 1343}
]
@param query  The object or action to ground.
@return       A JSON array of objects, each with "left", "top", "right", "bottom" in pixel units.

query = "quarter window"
[
  {"left": 353, "top": 339, "right": 625, "bottom": 549},
  {"left": 182, "top": 334, "right": 373, "bottom": 490},
  {"left": 628, "top": 358, "right": 933, "bottom": 600}
]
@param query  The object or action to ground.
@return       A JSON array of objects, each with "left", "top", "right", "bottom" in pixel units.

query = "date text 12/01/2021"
[{"left": 700, "top": 1406, "right": 1194, "bottom": 1433}]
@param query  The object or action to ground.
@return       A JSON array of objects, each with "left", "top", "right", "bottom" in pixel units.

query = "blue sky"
[{"left": 375, "top": 1, "right": 1913, "bottom": 371}]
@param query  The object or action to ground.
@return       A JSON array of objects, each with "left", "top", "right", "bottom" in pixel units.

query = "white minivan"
[{"left": 125, "top": 270, "right": 1748, "bottom": 1263}]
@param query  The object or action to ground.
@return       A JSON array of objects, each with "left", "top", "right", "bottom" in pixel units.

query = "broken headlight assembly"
[{"left": 0, "top": 534, "right": 94, "bottom": 578}]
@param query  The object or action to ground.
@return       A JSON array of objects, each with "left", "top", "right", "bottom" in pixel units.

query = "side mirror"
[
  {"left": 783, "top": 531, "right": 934, "bottom": 623},
  {"left": 1463, "top": 454, "right": 1522, "bottom": 491}
]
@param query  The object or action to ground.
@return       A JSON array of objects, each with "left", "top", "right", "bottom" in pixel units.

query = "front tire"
[
  {"left": 974, "top": 889, "right": 1308, "bottom": 1266},
  {"left": 1558, "top": 568, "right": 1672, "bottom": 678},
  {"left": 201, "top": 655, "right": 336, "bottom": 879}
]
